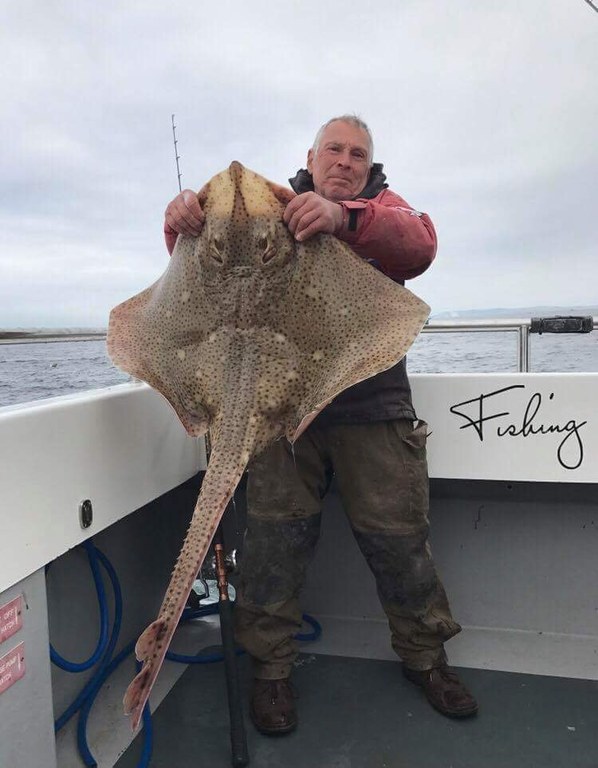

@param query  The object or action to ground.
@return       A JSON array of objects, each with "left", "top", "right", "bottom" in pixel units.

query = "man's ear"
[
  {"left": 266, "top": 181, "right": 295, "bottom": 205},
  {"left": 307, "top": 148, "right": 314, "bottom": 175}
]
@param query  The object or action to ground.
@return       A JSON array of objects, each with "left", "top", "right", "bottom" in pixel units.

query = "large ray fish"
[{"left": 107, "top": 161, "right": 430, "bottom": 730}]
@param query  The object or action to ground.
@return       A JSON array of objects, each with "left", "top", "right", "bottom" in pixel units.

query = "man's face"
[{"left": 307, "top": 121, "right": 371, "bottom": 202}]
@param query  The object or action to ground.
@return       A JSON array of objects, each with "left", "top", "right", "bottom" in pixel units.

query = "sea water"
[{"left": 1, "top": 331, "right": 597, "bottom": 409}]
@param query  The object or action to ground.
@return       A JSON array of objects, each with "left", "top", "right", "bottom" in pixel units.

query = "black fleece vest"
[{"left": 288, "top": 165, "right": 417, "bottom": 425}]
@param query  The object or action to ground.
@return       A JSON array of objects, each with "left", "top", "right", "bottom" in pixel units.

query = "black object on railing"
[
  {"left": 214, "top": 524, "right": 250, "bottom": 767},
  {"left": 530, "top": 316, "right": 594, "bottom": 335}
]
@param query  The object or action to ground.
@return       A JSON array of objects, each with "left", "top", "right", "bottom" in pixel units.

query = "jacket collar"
[{"left": 288, "top": 162, "right": 388, "bottom": 200}]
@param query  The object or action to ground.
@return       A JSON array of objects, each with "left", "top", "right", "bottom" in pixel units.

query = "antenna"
[{"left": 171, "top": 114, "right": 183, "bottom": 192}]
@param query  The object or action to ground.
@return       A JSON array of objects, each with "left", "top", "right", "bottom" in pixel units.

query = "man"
[{"left": 163, "top": 115, "right": 477, "bottom": 734}]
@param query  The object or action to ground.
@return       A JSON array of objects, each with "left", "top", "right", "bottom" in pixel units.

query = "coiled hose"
[{"left": 49, "top": 538, "right": 322, "bottom": 767}]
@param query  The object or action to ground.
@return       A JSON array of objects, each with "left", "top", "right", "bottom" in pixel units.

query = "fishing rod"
[
  {"left": 170, "top": 114, "right": 249, "bottom": 767},
  {"left": 171, "top": 114, "right": 183, "bottom": 193}
]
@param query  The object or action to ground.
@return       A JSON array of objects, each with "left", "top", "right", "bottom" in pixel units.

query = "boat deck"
[{"left": 115, "top": 652, "right": 598, "bottom": 768}]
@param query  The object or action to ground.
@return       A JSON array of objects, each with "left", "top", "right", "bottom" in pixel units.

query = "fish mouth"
[
  {"left": 229, "top": 266, "right": 254, "bottom": 278},
  {"left": 204, "top": 266, "right": 254, "bottom": 284}
]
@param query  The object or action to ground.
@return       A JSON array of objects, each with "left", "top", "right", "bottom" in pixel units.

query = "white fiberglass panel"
[
  {"left": 412, "top": 372, "right": 597, "bottom": 483},
  {"left": 2, "top": 372, "right": 596, "bottom": 593},
  {"left": 0, "top": 383, "right": 204, "bottom": 593}
]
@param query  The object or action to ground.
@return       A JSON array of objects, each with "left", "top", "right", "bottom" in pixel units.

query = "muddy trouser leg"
[
  {"left": 234, "top": 431, "right": 331, "bottom": 680},
  {"left": 329, "top": 418, "right": 462, "bottom": 671}
]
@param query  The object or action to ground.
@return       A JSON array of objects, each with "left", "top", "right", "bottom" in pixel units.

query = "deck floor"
[{"left": 115, "top": 652, "right": 598, "bottom": 768}]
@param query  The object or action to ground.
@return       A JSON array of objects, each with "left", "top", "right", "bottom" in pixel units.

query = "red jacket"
[{"left": 336, "top": 189, "right": 437, "bottom": 283}]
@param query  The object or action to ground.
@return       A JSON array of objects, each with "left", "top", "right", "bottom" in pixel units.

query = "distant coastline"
[
  {"left": 0, "top": 329, "right": 106, "bottom": 343},
  {"left": 431, "top": 305, "right": 598, "bottom": 320}
]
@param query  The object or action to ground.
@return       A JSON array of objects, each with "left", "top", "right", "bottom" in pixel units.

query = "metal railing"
[
  {"left": 422, "top": 317, "right": 597, "bottom": 372},
  {"left": 1, "top": 316, "right": 596, "bottom": 372}
]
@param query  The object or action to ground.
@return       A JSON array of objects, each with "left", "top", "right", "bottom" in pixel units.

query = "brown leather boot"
[
  {"left": 403, "top": 664, "right": 478, "bottom": 718},
  {"left": 250, "top": 678, "right": 298, "bottom": 735}
]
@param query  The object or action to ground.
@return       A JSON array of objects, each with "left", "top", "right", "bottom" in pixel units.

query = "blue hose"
[
  {"left": 296, "top": 613, "right": 322, "bottom": 642},
  {"left": 166, "top": 602, "right": 222, "bottom": 664},
  {"left": 49, "top": 539, "right": 110, "bottom": 673},
  {"left": 76, "top": 549, "right": 125, "bottom": 766},
  {"left": 51, "top": 541, "right": 323, "bottom": 768},
  {"left": 54, "top": 546, "right": 123, "bottom": 733},
  {"left": 166, "top": 607, "right": 321, "bottom": 662}
]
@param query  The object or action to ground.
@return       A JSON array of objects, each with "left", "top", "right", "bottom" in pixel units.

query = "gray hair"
[{"left": 312, "top": 115, "right": 374, "bottom": 166}]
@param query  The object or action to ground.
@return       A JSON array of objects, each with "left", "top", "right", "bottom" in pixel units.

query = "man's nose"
[{"left": 336, "top": 151, "right": 351, "bottom": 167}]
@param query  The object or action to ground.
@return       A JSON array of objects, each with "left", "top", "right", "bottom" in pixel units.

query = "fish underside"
[{"left": 106, "top": 161, "right": 430, "bottom": 731}]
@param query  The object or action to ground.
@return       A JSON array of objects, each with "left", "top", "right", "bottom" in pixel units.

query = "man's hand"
[
  {"left": 165, "top": 189, "right": 205, "bottom": 237},
  {"left": 283, "top": 192, "right": 343, "bottom": 242},
  {"left": 163, "top": 190, "right": 205, "bottom": 255}
]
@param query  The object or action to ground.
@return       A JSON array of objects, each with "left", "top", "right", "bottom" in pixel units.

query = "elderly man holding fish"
[{"left": 163, "top": 115, "right": 478, "bottom": 734}]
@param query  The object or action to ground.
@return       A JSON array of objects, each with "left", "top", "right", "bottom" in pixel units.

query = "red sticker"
[
  {"left": 0, "top": 642, "right": 25, "bottom": 695},
  {"left": 0, "top": 596, "right": 23, "bottom": 644}
]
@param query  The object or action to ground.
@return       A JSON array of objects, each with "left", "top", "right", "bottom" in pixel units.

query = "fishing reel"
[{"left": 187, "top": 548, "right": 239, "bottom": 608}]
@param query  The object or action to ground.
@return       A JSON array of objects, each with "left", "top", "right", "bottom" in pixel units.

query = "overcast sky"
[{"left": 1, "top": 0, "right": 596, "bottom": 328}]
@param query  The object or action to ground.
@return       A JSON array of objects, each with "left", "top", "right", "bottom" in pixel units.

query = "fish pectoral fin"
[{"left": 135, "top": 617, "right": 168, "bottom": 661}]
